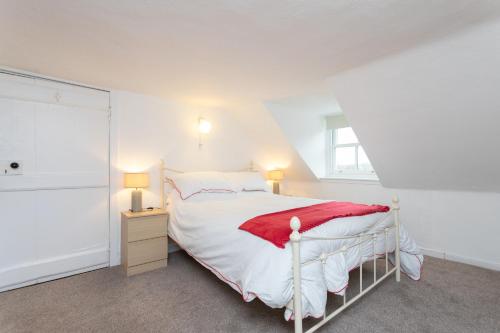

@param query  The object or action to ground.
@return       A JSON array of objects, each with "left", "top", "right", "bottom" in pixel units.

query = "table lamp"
[
  {"left": 124, "top": 172, "right": 149, "bottom": 212},
  {"left": 267, "top": 169, "right": 284, "bottom": 194}
]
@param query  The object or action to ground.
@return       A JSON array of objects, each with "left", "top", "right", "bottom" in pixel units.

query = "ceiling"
[
  {"left": 2, "top": 0, "right": 500, "bottom": 105},
  {"left": 329, "top": 18, "right": 500, "bottom": 192}
]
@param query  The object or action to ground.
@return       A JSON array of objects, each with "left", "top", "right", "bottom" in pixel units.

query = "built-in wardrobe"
[{"left": 0, "top": 70, "right": 110, "bottom": 291}]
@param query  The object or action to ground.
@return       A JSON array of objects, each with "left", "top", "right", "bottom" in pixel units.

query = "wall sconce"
[{"left": 198, "top": 117, "right": 212, "bottom": 149}]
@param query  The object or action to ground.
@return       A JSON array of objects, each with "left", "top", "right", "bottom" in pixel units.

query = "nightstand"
[{"left": 121, "top": 208, "right": 168, "bottom": 276}]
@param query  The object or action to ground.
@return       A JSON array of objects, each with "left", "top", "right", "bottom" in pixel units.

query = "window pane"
[
  {"left": 336, "top": 127, "right": 358, "bottom": 144},
  {"left": 357, "top": 146, "right": 374, "bottom": 172},
  {"left": 335, "top": 146, "right": 356, "bottom": 170}
]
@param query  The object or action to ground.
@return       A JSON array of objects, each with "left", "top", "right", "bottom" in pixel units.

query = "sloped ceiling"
[
  {"left": 328, "top": 19, "right": 500, "bottom": 192},
  {"left": 2, "top": 0, "right": 500, "bottom": 103},
  {"left": 265, "top": 91, "right": 341, "bottom": 178},
  {"left": 2, "top": 1, "right": 500, "bottom": 186}
]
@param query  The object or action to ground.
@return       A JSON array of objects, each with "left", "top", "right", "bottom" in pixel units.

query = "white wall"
[
  {"left": 283, "top": 180, "right": 500, "bottom": 271},
  {"left": 229, "top": 100, "right": 317, "bottom": 181},
  {"left": 109, "top": 91, "right": 257, "bottom": 265},
  {"left": 268, "top": 106, "right": 326, "bottom": 178},
  {"left": 265, "top": 92, "right": 341, "bottom": 178},
  {"left": 327, "top": 18, "right": 500, "bottom": 192}
]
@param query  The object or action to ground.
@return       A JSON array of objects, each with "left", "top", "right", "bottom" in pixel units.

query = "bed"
[{"left": 160, "top": 161, "right": 423, "bottom": 333}]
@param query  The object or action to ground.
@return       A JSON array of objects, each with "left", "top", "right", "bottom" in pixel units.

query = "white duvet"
[{"left": 167, "top": 191, "right": 423, "bottom": 319}]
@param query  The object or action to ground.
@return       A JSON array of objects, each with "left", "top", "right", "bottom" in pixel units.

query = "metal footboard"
[{"left": 290, "top": 197, "right": 401, "bottom": 333}]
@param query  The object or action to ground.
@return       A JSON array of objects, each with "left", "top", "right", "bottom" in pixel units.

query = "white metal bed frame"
[
  {"left": 160, "top": 160, "right": 401, "bottom": 333},
  {"left": 289, "top": 199, "right": 400, "bottom": 333}
]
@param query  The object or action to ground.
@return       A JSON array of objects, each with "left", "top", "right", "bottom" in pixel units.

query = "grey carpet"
[{"left": 0, "top": 252, "right": 499, "bottom": 333}]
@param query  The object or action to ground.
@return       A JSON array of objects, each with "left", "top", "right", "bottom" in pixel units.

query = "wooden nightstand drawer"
[
  {"left": 127, "top": 259, "right": 167, "bottom": 276},
  {"left": 127, "top": 237, "right": 168, "bottom": 267},
  {"left": 121, "top": 208, "right": 168, "bottom": 276},
  {"left": 127, "top": 215, "right": 167, "bottom": 242}
]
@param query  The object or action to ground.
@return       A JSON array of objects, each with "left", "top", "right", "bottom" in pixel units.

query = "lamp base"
[
  {"left": 131, "top": 190, "right": 143, "bottom": 212},
  {"left": 272, "top": 182, "right": 280, "bottom": 195}
]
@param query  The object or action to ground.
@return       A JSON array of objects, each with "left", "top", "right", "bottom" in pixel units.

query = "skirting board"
[
  {"left": 0, "top": 248, "right": 109, "bottom": 292},
  {"left": 421, "top": 247, "right": 500, "bottom": 271}
]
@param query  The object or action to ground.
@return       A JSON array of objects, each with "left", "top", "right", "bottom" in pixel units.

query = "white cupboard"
[{"left": 0, "top": 72, "right": 110, "bottom": 291}]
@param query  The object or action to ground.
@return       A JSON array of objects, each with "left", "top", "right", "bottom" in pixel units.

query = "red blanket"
[{"left": 239, "top": 201, "right": 390, "bottom": 248}]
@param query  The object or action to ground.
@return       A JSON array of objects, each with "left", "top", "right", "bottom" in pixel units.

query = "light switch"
[{"left": 0, "top": 160, "right": 23, "bottom": 176}]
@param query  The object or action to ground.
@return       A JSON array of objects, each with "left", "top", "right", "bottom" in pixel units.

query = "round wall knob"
[{"left": 10, "top": 162, "right": 19, "bottom": 169}]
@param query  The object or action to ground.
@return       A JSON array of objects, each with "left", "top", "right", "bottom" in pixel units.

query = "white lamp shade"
[
  {"left": 268, "top": 169, "right": 284, "bottom": 181},
  {"left": 124, "top": 172, "right": 149, "bottom": 188}
]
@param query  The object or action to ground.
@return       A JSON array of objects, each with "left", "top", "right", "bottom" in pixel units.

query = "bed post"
[
  {"left": 392, "top": 196, "right": 401, "bottom": 282},
  {"left": 290, "top": 216, "right": 303, "bottom": 333},
  {"left": 160, "top": 159, "right": 165, "bottom": 209}
]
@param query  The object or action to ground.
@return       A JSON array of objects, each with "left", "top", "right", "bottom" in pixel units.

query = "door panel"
[{"left": 0, "top": 73, "right": 110, "bottom": 292}]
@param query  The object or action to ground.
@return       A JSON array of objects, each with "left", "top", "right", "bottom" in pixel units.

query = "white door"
[{"left": 0, "top": 72, "right": 110, "bottom": 291}]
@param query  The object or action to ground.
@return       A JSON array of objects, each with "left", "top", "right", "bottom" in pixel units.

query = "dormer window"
[{"left": 326, "top": 115, "right": 378, "bottom": 180}]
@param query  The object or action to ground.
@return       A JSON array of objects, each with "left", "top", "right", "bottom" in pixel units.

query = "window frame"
[{"left": 326, "top": 127, "right": 378, "bottom": 180}]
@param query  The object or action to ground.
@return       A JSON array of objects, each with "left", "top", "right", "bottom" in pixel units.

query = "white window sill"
[{"left": 320, "top": 175, "right": 380, "bottom": 185}]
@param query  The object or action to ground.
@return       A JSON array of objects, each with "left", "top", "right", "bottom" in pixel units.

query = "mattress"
[{"left": 167, "top": 191, "right": 423, "bottom": 319}]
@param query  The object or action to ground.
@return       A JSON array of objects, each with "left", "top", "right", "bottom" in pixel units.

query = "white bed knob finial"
[
  {"left": 392, "top": 196, "right": 400, "bottom": 210},
  {"left": 289, "top": 217, "right": 301, "bottom": 242},
  {"left": 290, "top": 216, "right": 301, "bottom": 231}
]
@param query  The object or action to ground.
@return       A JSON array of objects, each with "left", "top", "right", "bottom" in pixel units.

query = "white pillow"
[
  {"left": 224, "top": 171, "right": 269, "bottom": 192},
  {"left": 171, "top": 190, "right": 237, "bottom": 203},
  {"left": 168, "top": 171, "right": 236, "bottom": 200}
]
